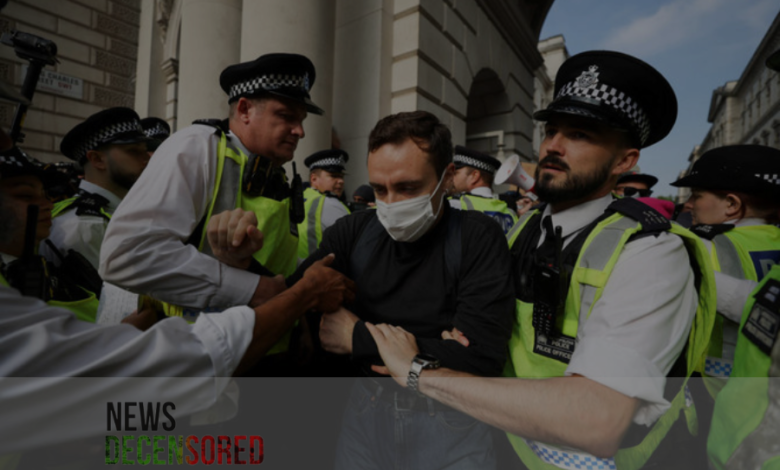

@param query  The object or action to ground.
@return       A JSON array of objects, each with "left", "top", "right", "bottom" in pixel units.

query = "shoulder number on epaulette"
[
  {"left": 74, "top": 193, "right": 110, "bottom": 220},
  {"left": 607, "top": 197, "right": 671, "bottom": 233},
  {"left": 690, "top": 224, "right": 735, "bottom": 240}
]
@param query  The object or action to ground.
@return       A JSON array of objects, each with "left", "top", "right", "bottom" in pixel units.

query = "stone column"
[
  {"left": 240, "top": 0, "right": 336, "bottom": 173},
  {"left": 332, "top": 0, "right": 394, "bottom": 196},
  {"left": 134, "top": 0, "right": 167, "bottom": 120},
  {"left": 177, "top": 0, "right": 242, "bottom": 128}
]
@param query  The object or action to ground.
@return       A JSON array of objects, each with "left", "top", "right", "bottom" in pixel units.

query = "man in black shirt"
[{"left": 288, "top": 111, "right": 514, "bottom": 469}]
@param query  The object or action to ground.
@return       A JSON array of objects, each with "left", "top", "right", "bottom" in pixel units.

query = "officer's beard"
[
  {"left": 534, "top": 155, "right": 613, "bottom": 204},
  {"left": 107, "top": 158, "right": 140, "bottom": 191}
]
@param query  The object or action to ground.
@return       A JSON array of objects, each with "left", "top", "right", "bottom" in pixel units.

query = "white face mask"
[{"left": 375, "top": 171, "right": 447, "bottom": 242}]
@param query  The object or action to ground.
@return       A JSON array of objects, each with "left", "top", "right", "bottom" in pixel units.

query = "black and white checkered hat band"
[
  {"left": 229, "top": 74, "right": 308, "bottom": 100},
  {"left": 757, "top": 173, "right": 780, "bottom": 185},
  {"left": 311, "top": 157, "right": 346, "bottom": 169},
  {"left": 73, "top": 120, "right": 143, "bottom": 161},
  {"left": 556, "top": 81, "right": 650, "bottom": 145},
  {"left": 144, "top": 123, "right": 169, "bottom": 139},
  {"left": 454, "top": 154, "right": 498, "bottom": 173},
  {"left": 0, "top": 155, "right": 25, "bottom": 167}
]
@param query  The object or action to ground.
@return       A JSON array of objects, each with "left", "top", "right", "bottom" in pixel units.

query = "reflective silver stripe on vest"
[
  {"left": 306, "top": 195, "right": 324, "bottom": 257},
  {"left": 577, "top": 217, "right": 640, "bottom": 319},
  {"left": 712, "top": 234, "right": 746, "bottom": 279},
  {"left": 462, "top": 197, "right": 475, "bottom": 211},
  {"left": 525, "top": 439, "right": 617, "bottom": 470},
  {"left": 507, "top": 210, "right": 535, "bottom": 242},
  {"left": 202, "top": 137, "right": 242, "bottom": 258}
]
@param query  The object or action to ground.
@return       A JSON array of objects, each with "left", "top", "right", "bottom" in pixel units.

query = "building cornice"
[
  {"left": 732, "top": 11, "right": 780, "bottom": 95},
  {"left": 476, "top": 0, "right": 552, "bottom": 71}
]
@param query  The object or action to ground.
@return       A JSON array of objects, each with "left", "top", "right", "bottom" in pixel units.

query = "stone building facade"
[
  {"left": 0, "top": 0, "right": 556, "bottom": 194},
  {"left": 0, "top": 0, "right": 140, "bottom": 163},
  {"left": 532, "top": 33, "right": 567, "bottom": 160},
  {"left": 677, "top": 11, "right": 780, "bottom": 202},
  {"left": 137, "top": 0, "right": 554, "bottom": 192}
]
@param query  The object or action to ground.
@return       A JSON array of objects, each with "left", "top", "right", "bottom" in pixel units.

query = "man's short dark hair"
[{"left": 368, "top": 111, "right": 452, "bottom": 175}]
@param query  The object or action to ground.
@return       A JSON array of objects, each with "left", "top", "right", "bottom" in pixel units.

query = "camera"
[{"left": 0, "top": 30, "right": 58, "bottom": 65}]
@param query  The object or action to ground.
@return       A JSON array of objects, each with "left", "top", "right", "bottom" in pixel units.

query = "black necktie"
[{"left": 535, "top": 216, "right": 559, "bottom": 266}]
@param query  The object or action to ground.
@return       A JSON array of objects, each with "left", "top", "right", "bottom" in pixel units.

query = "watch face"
[{"left": 416, "top": 354, "right": 438, "bottom": 364}]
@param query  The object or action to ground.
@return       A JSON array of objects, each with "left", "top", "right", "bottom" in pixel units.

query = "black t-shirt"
[{"left": 289, "top": 205, "right": 514, "bottom": 377}]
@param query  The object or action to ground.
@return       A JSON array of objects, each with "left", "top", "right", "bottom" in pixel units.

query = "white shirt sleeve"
[
  {"left": 41, "top": 211, "right": 106, "bottom": 270},
  {"left": 565, "top": 232, "right": 698, "bottom": 426},
  {"left": 99, "top": 126, "right": 259, "bottom": 309},
  {"left": 0, "top": 285, "right": 255, "bottom": 453},
  {"left": 319, "top": 197, "right": 350, "bottom": 232},
  {"left": 714, "top": 271, "right": 758, "bottom": 323}
]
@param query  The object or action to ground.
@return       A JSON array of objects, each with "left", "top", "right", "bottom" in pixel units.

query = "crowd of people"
[{"left": 1, "top": 45, "right": 779, "bottom": 470}]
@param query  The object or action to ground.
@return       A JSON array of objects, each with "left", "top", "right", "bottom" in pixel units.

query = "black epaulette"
[
  {"left": 74, "top": 191, "right": 111, "bottom": 221},
  {"left": 690, "top": 223, "right": 735, "bottom": 240},
  {"left": 606, "top": 197, "right": 671, "bottom": 234},
  {"left": 192, "top": 118, "right": 229, "bottom": 135}
]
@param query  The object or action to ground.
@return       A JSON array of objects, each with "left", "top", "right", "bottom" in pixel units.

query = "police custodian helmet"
[
  {"left": 534, "top": 50, "right": 677, "bottom": 149},
  {"left": 219, "top": 53, "right": 324, "bottom": 116}
]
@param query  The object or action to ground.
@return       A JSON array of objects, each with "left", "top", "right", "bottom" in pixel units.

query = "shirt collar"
[
  {"left": 227, "top": 131, "right": 255, "bottom": 160},
  {"left": 469, "top": 186, "right": 494, "bottom": 198},
  {"left": 731, "top": 217, "right": 769, "bottom": 227},
  {"left": 79, "top": 180, "right": 123, "bottom": 213},
  {"left": 540, "top": 194, "right": 614, "bottom": 240}
]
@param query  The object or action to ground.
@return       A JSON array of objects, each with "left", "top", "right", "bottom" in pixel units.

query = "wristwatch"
[{"left": 407, "top": 353, "right": 440, "bottom": 393}]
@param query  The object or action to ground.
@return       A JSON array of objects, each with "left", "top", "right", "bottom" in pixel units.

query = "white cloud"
[
  {"left": 740, "top": 0, "right": 779, "bottom": 29},
  {"left": 600, "top": 0, "right": 737, "bottom": 57}
]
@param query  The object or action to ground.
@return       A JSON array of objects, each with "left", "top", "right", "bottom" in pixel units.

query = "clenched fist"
[{"left": 207, "top": 208, "right": 264, "bottom": 270}]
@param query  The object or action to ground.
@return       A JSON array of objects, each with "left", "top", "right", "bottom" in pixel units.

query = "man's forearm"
[
  {"left": 418, "top": 370, "right": 638, "bottom": 458},
  {"left": 234, "top": 280, "right": 318, "bottom": 375}
]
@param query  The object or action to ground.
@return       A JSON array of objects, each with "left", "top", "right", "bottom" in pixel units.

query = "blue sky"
[{"left": 540, "top": 0, "right": 779, "bottom": 199}]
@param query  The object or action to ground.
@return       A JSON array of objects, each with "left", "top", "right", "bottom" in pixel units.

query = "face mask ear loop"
[{"left": 429, "top": 168, "right": 449, "bottom": 219}]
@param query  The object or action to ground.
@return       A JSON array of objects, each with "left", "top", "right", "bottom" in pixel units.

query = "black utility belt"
[{"left": 361, "top": 378, "right": 455, "bottom": 413}]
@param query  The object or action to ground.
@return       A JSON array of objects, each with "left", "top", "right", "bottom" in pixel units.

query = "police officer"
[
  {"left": 297, "top": 149, "right": 350, "bottom": 262},
  {"left": 100, "top": 53, "right": 330, "bottom": 359},
  {"left": 614, "top": 171, "right": 658, "bottom": 197},
  {"left": 671, "top": 145, "right": 780, "bottom": 396},
  {"left": 365, "top": 50, "right": 717, "bottom": 469},
  {"left": 140, "top": 116, "right": 171, "bottom": 153},
  {"left": 40, "top": 107, "right": 150, "bottom": 271},
  {"left": 707, "top": 263, "right": 780, "bottom": 470},
  {"left": 0, "top": 147, "right": 100, "bottom": 322},
  {"left": 449, "top": 145, "right": 517, "bottom": 234}
]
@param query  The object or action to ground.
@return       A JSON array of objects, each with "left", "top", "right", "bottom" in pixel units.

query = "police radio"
[
  {"left": 531, "top": 225, "right": 565, "bottom": 337},
  {"left": 5, "top": 204, "right": 52, "bottom": 300},
  {"left": 43, "top": 240, "right": 103, "bottom": 297}
]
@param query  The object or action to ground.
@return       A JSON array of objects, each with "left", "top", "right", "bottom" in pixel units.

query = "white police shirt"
[
  {"left": 537, "top": 194, "right": 698, "bottom": 426},
  {"left": 99, "top": 125, "right": 260, "bottom": 309},
  {"left": 41, "top": 180, "right": 122, "bottom": 271}
]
